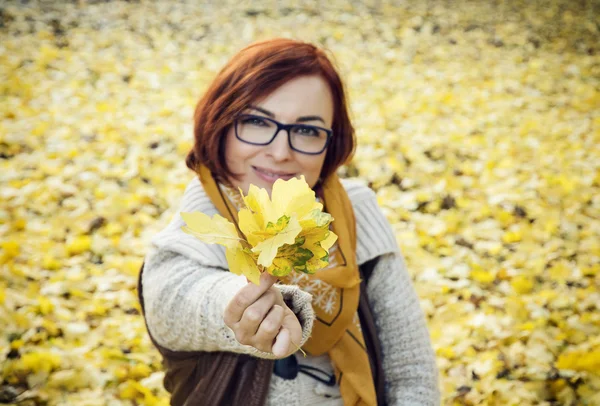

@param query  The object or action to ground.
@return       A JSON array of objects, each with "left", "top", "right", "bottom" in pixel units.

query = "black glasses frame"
[{"left": 234, "top": 114, "right": 333, "bottom": 155}]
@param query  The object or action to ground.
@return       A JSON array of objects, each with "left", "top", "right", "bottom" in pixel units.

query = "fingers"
[
  {"left": 236, "top": 289, "right": 279, "bottom": 337},
  {"left": 223, "top": 273, "right": 303, "bottom": 358},
  {"left": 278, "top": 310, "right": 303, "bottom": 357},
  {"left": 224, "top": 272, "right": 278, "bottom": 326},
  {"left": 272, "top": 327, "right": 290, "bottom": 358},
  {"left": 230, "top": 303, "right": 302, "bottom": 357},
  {"left": 259, "top": 306, "right": 302, "bottom": 358},
  {"left": 253, "top": 305, "right": 285, "bottom": 353}
]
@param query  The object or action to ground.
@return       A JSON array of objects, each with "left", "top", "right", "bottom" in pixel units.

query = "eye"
[
  {"left": 240, "top": 116, "right": 268, "bottom": 127},
  {"left": 292, "top": 125, "right": 319, "bottom": 137}
]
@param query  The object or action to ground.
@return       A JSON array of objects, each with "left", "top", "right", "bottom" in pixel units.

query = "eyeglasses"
[{"left": 234, "top": 114, "right": 333, "bottom": 155}]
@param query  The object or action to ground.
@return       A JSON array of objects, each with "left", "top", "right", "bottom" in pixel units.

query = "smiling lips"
[{"left": 252, "top": 166, "right": 296, "bottom": 183}]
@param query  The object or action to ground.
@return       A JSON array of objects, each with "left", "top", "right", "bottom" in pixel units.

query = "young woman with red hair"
[{"left": 139, "top": 38, "right": 440, "bottom": 406}]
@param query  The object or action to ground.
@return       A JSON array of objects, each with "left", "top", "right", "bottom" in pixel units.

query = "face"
[{"left": 224, "top": 75, "right": 334, "bottom": 195}]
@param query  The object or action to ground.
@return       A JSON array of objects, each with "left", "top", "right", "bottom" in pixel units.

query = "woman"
[{"left": 139, "top": 38, "right": 440, "bottom": 406}]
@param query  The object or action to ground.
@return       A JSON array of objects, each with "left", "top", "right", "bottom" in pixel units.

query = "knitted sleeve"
[
  {"left": 141, "top": 246, "right": 315, "bottom": 358},
  {"left": 367, "top": 253, "right": 441, "bottom": 405}
]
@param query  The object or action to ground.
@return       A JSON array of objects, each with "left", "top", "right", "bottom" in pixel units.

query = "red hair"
[{"left": 186, "top": 38, "right": 355, "bottom": 183}]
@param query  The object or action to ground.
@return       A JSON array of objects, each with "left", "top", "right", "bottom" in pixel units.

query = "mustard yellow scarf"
[{"left": 197, "top": 165, "right": 377, "bottom": 406}]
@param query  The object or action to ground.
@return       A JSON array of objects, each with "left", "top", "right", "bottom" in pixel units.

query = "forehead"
[{"left": 252, "top": 75, "right": 334, "bottom": 125}]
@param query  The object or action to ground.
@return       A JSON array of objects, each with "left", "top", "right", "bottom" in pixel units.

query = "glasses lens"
[
  {"left": 289, "top": 125, "right": 328, "bottom": 154},
  {"left": 236, "top": 116, "right": 277, "bottom": 145}
]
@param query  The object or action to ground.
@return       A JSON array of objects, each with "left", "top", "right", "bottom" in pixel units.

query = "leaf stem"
[{"left": 292, "top": 341, "right": 306, "bottom": 357}]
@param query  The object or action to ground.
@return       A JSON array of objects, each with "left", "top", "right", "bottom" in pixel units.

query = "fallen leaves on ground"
[{"left": 1, "top": 0, "right": 598, "bottom": 404}]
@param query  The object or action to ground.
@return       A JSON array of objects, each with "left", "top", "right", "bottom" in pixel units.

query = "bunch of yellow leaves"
[{"left": 180, "top": 177, "right": 338, "bottom": 285}]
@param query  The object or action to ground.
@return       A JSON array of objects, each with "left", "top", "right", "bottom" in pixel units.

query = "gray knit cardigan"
[{"left": 141, "top": 177, "right": 440, "bottom": 405}]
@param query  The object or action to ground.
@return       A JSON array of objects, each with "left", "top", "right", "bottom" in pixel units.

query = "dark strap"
[
  {"left": 358, "top": 258, "right": 388, "bottom": 406},
  {"left": 137, "top": 263, "right": 273, "bottom": 406}
]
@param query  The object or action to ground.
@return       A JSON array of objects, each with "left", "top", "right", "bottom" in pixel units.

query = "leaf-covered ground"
[{"left": 1, "top": 0, "right": 599, "bottom": 405}]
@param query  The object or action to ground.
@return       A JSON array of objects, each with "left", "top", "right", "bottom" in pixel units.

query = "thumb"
[{"left": 246, "top": 271, "right": 278, "bottom": 290}]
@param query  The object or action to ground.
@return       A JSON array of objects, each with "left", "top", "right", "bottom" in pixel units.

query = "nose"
[{"left": 266, "top": 129, "right": 293, "bottom": 161}]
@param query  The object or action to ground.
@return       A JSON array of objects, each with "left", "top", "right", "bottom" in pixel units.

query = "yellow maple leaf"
[
  {"left": 180, "top": 212, "right": 242, "bottom": 250},
  {"left": 240, "top": 184, "right": 272, "bottom": 227},
  {"left": 271, "top": 176, "right": 323, "bottom": 221},
  {"left": 319, "top": 229, "right": 338, "bottom": 252},
  {"left": 225, "top": 247, "right": 261, "bottom": 285},
  {"left": 238, "top": 207, "right": 263, "bottom": 246},
  {"left": 252, "top": 215, "right": 302, "bottom": 267}
]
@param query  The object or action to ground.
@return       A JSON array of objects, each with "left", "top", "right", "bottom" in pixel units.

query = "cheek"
[
  {"left": 224, "top": 130, "right": 236, "bottom": 164},
  {"left": 224, "top": 130, "right": 251, "bottom": 167},
  {"left": 300, "top": 154, "right": 327, "bottom": 188}
]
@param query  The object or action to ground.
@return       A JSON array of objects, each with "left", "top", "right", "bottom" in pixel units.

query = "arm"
[
  {"left": 141, "top": 247, "right": 315, "bottom": 358},
  {"left": 367, "top": 252, "right": 440, "bottom": 405}
]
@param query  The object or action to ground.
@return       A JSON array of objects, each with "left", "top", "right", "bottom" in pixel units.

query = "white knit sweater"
[{"left": 141, "top": 177, "right": 440, "bottom": 405}]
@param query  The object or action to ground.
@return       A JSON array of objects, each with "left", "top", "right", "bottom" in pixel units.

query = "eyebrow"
[{"left": 248, "top": 105, "right": 326, "bottom": 124}]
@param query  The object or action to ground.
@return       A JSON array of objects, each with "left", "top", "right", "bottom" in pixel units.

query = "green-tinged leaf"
[
  {"left": 267, "top": 245, "right": 313, "bottom": 277},
  {"left": 252, "top": 216, "right": 302, "bottom": 267},
  {"left": 266, "top": 215, "right": 292, "bottom": 233},
  {"left": 248, "top": 214, "right": 291, "bottom": 242},
  {"left": 300, "top": 225, "right": 330, "bottom": 247},
  {"left": 308, "top": 209, "right": 333, "bottom": 227},
  {"left": 303, "top": 256, "right": 331, "bottom": 274},
  {"left": 297, "top": 226, "right": 337, "bottom": 262}
]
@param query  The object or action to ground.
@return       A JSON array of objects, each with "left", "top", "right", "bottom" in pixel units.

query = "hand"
[{"left": 224, "top": 272, "right": 302, "bottom": 358}]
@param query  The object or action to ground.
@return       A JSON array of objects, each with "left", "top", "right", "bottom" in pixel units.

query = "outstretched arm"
[{"left": 141, "top": 247, "right": 314, "bottom": 358}]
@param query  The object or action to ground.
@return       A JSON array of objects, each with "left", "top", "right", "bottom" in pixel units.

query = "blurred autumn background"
[{"left": 1, "top": 0, "right": 599, "bottom": 404}]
